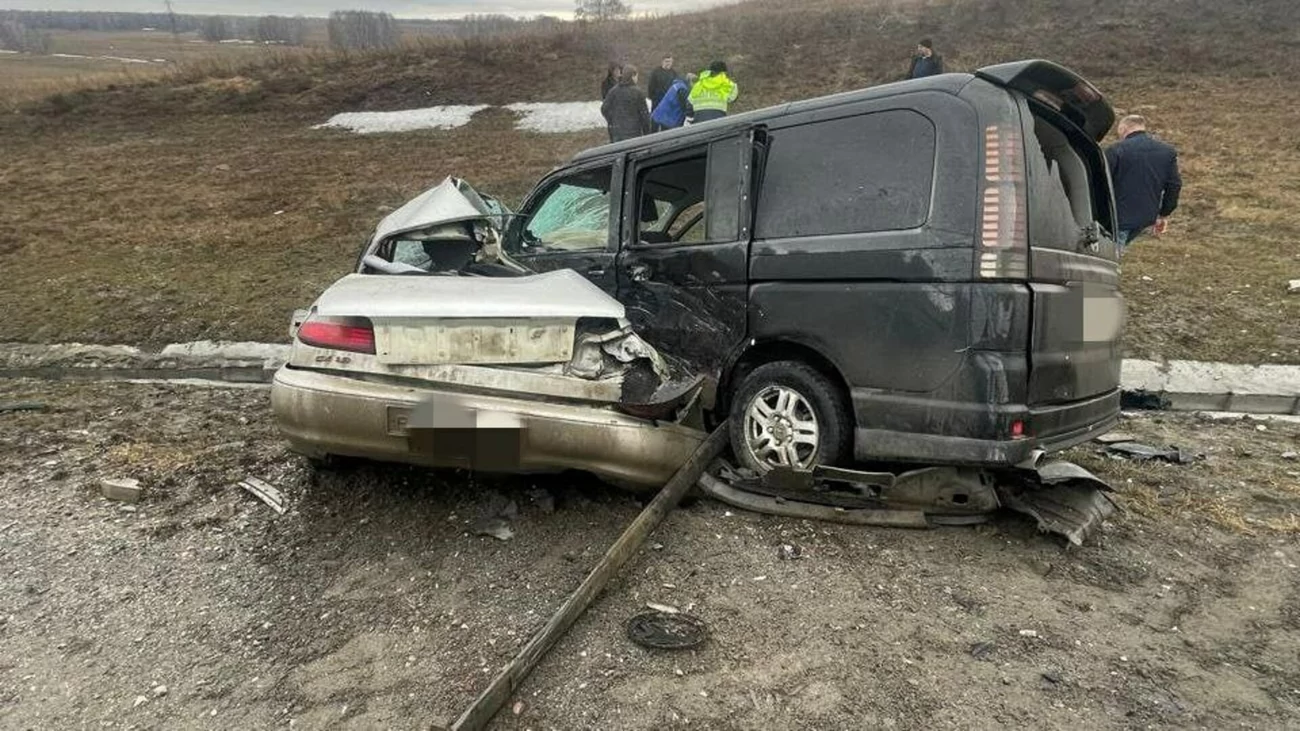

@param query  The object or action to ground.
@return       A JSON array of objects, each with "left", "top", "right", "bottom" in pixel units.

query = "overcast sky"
[{"left": 1, "top": 0, "right": 731, "bottom": 19}]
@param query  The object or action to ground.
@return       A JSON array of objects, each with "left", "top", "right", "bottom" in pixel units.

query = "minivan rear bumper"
[{"left": 852, "top": 388, "right": 1120, "bottom": 466}]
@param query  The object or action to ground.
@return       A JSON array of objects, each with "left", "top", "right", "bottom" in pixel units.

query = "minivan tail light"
[
  {"left": 297, "top": 315, "right": 376, "bottom": 354},
  {"left": 979, "top": 124, "right": 1028, "bottom": 279}
]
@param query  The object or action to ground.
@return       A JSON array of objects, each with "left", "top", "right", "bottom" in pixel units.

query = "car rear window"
[
  {"left": 1025, "top": 107, "right": 1115, "bottom": 250},
  {"left": 755, "top": 110, "right": 935, "bottom": 239}
]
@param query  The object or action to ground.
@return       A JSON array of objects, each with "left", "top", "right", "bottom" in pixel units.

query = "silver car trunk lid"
[{"left": 312, "top": 270, "right": 624, "bottom": 367}]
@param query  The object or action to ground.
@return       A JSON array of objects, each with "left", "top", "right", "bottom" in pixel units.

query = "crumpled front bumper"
[{"left": 270, "top": 365, "right": 705, "bottom": 486}]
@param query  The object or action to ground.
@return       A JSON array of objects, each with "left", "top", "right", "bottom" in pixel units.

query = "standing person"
[
  {"left": 600, "top": 63, "right": 621, "bottom": 102},
  {"left": 1105, "top": 114, "right": 1182, "bottom": 254},
  {"left": 651, "top": 73, "right": 697, "bottom": 132},
  {"left": 648, "top": 54, "right": 678, "bottom": 110},
  {"left": 907, "top": 39, "right": 944, "bottom": 79},
  {"left": 688, "top": 61, "right": 738, "bottom": 123},
  {"left": 601, "top": 63, "right": 652, "bottom": 143}
]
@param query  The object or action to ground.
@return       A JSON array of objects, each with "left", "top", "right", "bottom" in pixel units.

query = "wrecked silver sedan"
[{"left": 272, "top": 178, "right": 708, "bottom": 487}]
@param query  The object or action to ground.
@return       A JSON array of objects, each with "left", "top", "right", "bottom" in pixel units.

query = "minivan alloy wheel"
[{"left": 743, "top": 385, "right": 820, "bottom": 469}]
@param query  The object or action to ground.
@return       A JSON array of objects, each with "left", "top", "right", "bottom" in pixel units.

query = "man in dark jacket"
[
  {"left": 647, "top": 55, "right": 678, "bottom": 110},
  {"left": 1105, "top": 114, "right": 1182, "bottom": 252},
  {"left": 907, "top": 39, "right": 943, "bottom": 78},
  {"left": 601, "top": 63, "right": 651, "bottom": 143}
]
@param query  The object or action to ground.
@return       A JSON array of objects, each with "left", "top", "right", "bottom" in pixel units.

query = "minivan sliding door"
[{"left": 616, "top": 132, "right": 757, "bottom": 379}]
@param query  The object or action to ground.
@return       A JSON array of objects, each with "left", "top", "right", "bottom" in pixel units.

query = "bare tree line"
[
  {"left": 0, "top": 15, "right": 52, "bottom": 53},
  {"left": 199, "top": 15, "right": 309, "bottom": 45}
]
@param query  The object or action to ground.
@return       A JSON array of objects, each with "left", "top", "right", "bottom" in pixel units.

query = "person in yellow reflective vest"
[{"left": 688, "top": 61, "right": 738, "bottom": 123}]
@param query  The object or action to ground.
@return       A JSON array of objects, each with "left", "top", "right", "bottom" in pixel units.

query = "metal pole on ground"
[{"left": 446, "top": 425, "right": 730, "bottom": 731}]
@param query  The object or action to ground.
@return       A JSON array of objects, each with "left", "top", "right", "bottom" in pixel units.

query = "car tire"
[{"left": 728, "top": 361, "right": 852, "bottom": 474}]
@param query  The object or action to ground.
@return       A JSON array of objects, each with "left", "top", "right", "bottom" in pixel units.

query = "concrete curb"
[
  {"left": 1122, "top": 359, "right": 1300, "bottom": 415},
  {"left": 2, "top": 342, "right": 1299, "bottom": 414},
  {"left": 0, "top": 341, "right": 288, "bottom": 385}
]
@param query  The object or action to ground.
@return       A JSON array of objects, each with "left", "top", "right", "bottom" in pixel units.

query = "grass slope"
[{"left": 0, "top": 0, "right": 1297, "bottom": 360}]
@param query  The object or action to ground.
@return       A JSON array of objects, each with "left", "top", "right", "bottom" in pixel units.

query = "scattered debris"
[
  {"left": 1094, "top": 432, "right": 1138, "bottom": 445},
  {"left": 133, "top": 695, "right": 148, "bottom": 708},
  {"left": 1019, "top": 629, "right": 1039, "bottom": 638},
  {"left": 527, "top": 487, "right": 556, "bottom": 514},
  {"left": 152, "top": 684, "right": 168, "bottom": 697},
  {"left": 1283, "top": 452, "right": 1298, "bottom": 461},
  {"left": 646, "top": 602, "right": 680, "bottom": 615},
  {"left": 449, "top": 426, "right": 728, "bottom": 730},
  {"left": 969, "top": 641, "right": 996, "bottom": 660},
  {"left": 1120, "top": 389, "right": 1170, "bottom": 411},
  {"left": 0, "top": 401, "right": 47, "bottom": 414},
  {"left": 778, "top": 544, "right": 802, "bottom": 561},
  {"left": 626, "top": 610, "right": 708, "bottom": 650},
  {"left": 512, "top": 701, "right": 525, "bottom": 716},
  {"left": 1288, "top": 279, "right": 1300, "bottom": 294},
  {"left": 499, "top": 500, "right": 519, "bottom": 520},
  {"left": 101, "top": 478, "right": 143, "bottom": 503},
  {"left": 473, "top": 518, "right": 514, "bottom": 541},
  {"left": 237, "top": 477, "right": 286, "bottom": 515},
  {"left": 1103, "top": 441, "right": 1195, "bottom": 464},
  {"left": 1041, "top": 671, "right": 1063, "bottom": 685}
]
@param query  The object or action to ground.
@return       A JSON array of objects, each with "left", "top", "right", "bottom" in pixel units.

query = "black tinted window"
[
  {"left": 633, "top": 137, "right": 743, "bottom": 246},
  {"left": 756, "top": 110, "right": 935, "bottom": 238}
]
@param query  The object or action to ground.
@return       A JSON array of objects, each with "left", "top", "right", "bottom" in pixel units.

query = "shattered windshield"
[{"left": 522, "top": 167, "right": 612, "bottom": 252}]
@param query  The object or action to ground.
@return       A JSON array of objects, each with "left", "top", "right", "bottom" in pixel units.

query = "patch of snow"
[
  {"left": 49, "top": 52, "right": 159, "bottom": 64},
  {"left": 314, "top": 105, "right": 489, "bottom": 134},
  {"left": 506, "top": 102, "right": 605, "bottom": 133},
  {"left": 0, "top": 49, "right": 19, "bottom": 55}
]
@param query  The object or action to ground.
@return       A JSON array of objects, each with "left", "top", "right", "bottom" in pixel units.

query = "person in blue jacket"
[{"left": 651, "top": 73, "right": 697, "bottom": 132}]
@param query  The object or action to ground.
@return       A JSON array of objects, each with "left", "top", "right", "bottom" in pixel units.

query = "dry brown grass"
[{"left": 1067, "top": 414, "right": 1300, "bottom": 535}]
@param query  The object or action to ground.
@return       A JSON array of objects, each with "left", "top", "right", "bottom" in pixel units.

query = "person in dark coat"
[
  {"left": 600, "top": 63, "right": 621, "bottom": 102},
  {"left": 601, "top": 63, "right": 651, "bottom": 143},
  {"left": 647, "top": 54, "right": 678, "bottom": 110},
  {"left": 1105, "top": 114, "right": 1182, "bottom": 253},
  {"left": 907, "top": 39, "right": 944, "bottom": 78}
]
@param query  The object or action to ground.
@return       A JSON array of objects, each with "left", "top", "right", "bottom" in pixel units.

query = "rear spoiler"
[{"left": 975, "top": 60, "right": 1115, "bottom": 142}]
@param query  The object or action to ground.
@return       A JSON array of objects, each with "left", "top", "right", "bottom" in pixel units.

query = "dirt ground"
[{"left": 1, "top": 379, "right": 1298, "bottom": 730}]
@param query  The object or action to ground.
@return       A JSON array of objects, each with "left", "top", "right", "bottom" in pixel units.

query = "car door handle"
[
  {"left": 586, "top": 266, "right": 606, "bottom": 277},
  {"left": 629, "top": 264, "right": 651, "bottom": 282}
]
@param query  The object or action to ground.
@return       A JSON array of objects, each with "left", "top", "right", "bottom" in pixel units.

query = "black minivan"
[
  {"left": 490, "top": 59, "right": 1124, "bottom": 475},
  {"left": 357, "top": 59, "right": 1125, "bottom": 478}
]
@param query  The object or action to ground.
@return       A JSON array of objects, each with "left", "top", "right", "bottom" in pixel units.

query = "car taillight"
[
  {"left": 979, "top": 123, "right": 1028, "bottom": 279},
  {"left": 297, "top": 315, "right": 376, "bottom": 354}
]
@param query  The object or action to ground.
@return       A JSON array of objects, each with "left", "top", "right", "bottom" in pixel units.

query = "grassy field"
[
  {"left": 0, "top": 0, "right": 1297, "bottom": 362},
  {"left": 0, "top": 30, "right": 289, "bottom": 108}
]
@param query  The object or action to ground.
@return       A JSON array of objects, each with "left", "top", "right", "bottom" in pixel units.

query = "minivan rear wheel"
[{"left": 728, "top": 361, "right": 852, "bottom": 474}]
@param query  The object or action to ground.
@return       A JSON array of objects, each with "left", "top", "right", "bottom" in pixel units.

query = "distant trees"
[
  {"left": 3, "top": 11, "right": 200, "bottom": 33},
  {"left": 0, "top": 16, "right": 52, "bottom": 53},
  {"left": 575, "top": 0, "right": 632, "bottom": 22},
  {"left": 199, "top": 15, "right": 229, "bottom": 42},
  {"left": 255, "top": 15, "right": 307, "bottom": 45},
  {"left": 327, "top": 10, "right": 399, "bottom": 50}
]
